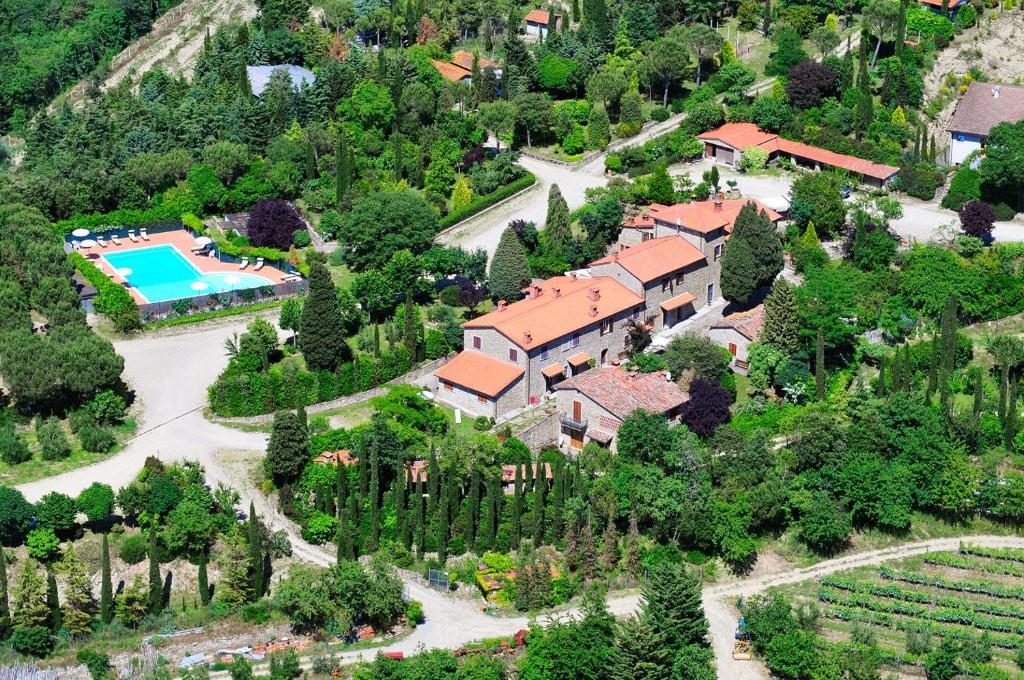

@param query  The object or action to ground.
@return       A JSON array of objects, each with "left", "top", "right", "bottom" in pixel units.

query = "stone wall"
[{"left": 514, "top": 410, "right": 559, "bottom": 452}]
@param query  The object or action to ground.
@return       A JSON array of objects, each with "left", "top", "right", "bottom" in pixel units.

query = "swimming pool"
[{"left": 101, "top": 244, "right": 274, "bottom": 303}]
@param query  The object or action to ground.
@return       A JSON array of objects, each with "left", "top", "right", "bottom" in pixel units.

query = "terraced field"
[{"left": 788, "top": 544, "right": 1024, "bottom": 674}]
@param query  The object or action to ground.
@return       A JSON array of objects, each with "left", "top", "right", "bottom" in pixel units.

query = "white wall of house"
[
  {"left": 950, "top": 132, "right": 984, "bottom": 165},
  {"left": 708, "top": 327, "right": 752, "bottom": 371}
]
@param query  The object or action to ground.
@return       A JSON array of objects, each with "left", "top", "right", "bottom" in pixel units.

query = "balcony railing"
[{"left": 559, "top": 413, "right": 587, "bottom": 430}]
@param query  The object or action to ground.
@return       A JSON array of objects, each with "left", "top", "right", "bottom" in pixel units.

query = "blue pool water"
[{"left": 101, "top": 244, "right": 274, "bottom": 303}]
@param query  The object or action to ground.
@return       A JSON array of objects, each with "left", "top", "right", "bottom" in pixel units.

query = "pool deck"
[{"left": 76, "top": 230, "right": 292, "bottom": 304}]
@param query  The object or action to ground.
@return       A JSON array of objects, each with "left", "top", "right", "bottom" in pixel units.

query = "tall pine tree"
[
  {"left": 511, "top": 464, "right": 523, "bottom": 549},
  {"left": 488, "top": 227, "right": 531, "bottom": 303},
  {"left": 533, "top": 468, "right": 546, "bottom": 547},
  {"left": 148, "top": 528, "right": 162, "bottom": 614},
  {"left": 761, "top": 278, "right": 800, "bottom": 355},
  {"left": 46, "top": 566, "right": 61, "bottom": 633},
  {"left": 299, "top": 256, "right": 349, "bottom": 372},
  {"left": 939, "top": 295, "right": 959, "bottom": 411},
  {"left": 542, "top": 184, "right": 572, "bottom": 257},
  {"left": 248, "top": 502, "right": 264, "bottom": 599},
  {"left": 100, "top": 533, "right": 113, "bottom": 624}
]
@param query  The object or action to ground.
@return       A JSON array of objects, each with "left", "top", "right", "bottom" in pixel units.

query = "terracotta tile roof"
[
  {"left": 622, "top": 213, "right": 656, "bottom": 229},
  {"left": 312, "top": 449, "right": 355, "bottom": 466},
  {"left": 452, "top": 50, "right": 499, "bottom": 71},
  {"left": 432, "top": 59, "right": 472, "bottom": 82},
  {"left": 699, "top": 123, "right": 900, "bottom": 181},
  {"left": 773, "top": 138, "right": 900, "bottom": 181},
  {"left": 408, "top": 461, "right": 552, "bottom": 484},
  {"left": 463, "top": 275, "right": 644, "bottom": 350},
  {"left": 555, "top": 367, "right": 689, "bottom": 420},
  {"left": 525, "top": 9, "right": 557, "bottom": 23},
  {"left": 697, "top": 122, "right": 778, "bottom": 149},
  {"left": 648, "top": 199, "right": 782, "bottom": 235},
  {"left": 712, "top": 304, "right": 765, "bottom": 341},
  {"left": 948, "top": 81, "right": 1024, "bottom": 137},
  {"left": 919, "top": 0, "right": 963, "bottom": 7},
  {"left": 434, "top": 351, "right": 525, "bottom": 397},
  {"left": 590, "top": 235, "right": 707, "bottom": 283},
  {"left": 568, "top": 352, "right": 591, "bottom": 367},
  {"left": 542, "top": 363, "right": 566, "bottom": 378},
  {"left": 661, "top": 291, "right": 696, "bottom": 311}
]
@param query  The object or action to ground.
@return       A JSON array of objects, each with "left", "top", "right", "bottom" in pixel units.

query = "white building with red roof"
[
  {"left": 524, "top": 9, "right": 561, "bottom": 38},
  {"left": 709, "top": 304, "right": 765, "bottom": 373},
  {"left": 697, "top": 123, "right": 900, "bottom": 187}
]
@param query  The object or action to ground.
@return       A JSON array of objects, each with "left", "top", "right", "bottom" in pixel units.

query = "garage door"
[{"left": 716, "top": 146, "right": 734, "bottom": 165}]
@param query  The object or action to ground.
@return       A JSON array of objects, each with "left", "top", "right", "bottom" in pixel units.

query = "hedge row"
[
  {"left": 438, "top": 173, "right": 536, "bottom": 230},
  {"left": 209, "top": 345, "right": 414, "bottom": 417},
  {"left": 54, "top": 204, "right": 182, "bottom": 235},
  {"left": 143, "top": 299, "right": 287, "bottom": 330},
  {"left": 822, "top": 606, "right": 1022, "bottom": 651},
  {"left": 880, "top": 565, "right": 1024, "bottom": 601},
  {"left": 821, "top": 575, "right": 1024, "bottom": 621},
  {"left": 69, "top": 253, "right": 141, "bottom": 332},
  {"left": 924, "top": 552, "right": 1024, "bottom": 578},
  {"left": 959, "top": 543, "right": 1024, "bottom": 565}
]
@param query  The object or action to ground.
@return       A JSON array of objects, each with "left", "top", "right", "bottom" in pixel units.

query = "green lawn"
[{"left": 0, "top": 418, "right": 137, "bottom": 486}]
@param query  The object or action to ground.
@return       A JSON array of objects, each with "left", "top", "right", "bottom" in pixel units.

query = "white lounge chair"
[
  {"left": 128, "top": 230, "right": 139, "bottom": 242},
  {"left": 239, "top": 257, "right": 249, "bottom": 270},
  {"left": 207, "top": 250, "right": 217, "bottom": 258},
  {"left": 140, "top": 228, "right": 150, "bottom": 241},
  {"left": 253, "top": 257, "right": 265, "bottom": 271},
  {"left": 111, "top": 235, "right": 122, "bottom": 246},
  {"left": 97, "top": 237, "right": 108, "bottom": 248},
  {"left": 190, "top": 244, "right": 206, "bottom": 253}
]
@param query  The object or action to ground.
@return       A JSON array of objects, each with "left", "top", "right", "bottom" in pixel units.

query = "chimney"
[
  {"left": 589, "top": 305, "right": 598, "bottom": 317},
  {"left": 523, "top": 330, "right": 532, "bottom": 343},
  {"left": 533, "top": 284, "right": 542, "bottom": 298},
  {"left": 587, "top": 287, "right": 600, "bottom": 302},
  {"left": 994, "top": 85, "right": 1001, "bottom": 98},
  {"left": 569, "top": 271, "right": 577, "bottom": 281},
  {"left": 498, "top": 300, "right": 507, "bottom": 311},
  {"left": 713, "top": 192, "right": 724, "bottom": 211},
  {"left": 610, "top": 251, "right": 618, "bottom": 263},
  {"left": 552, "top": 287, "right": 561, "bottom": 298}
]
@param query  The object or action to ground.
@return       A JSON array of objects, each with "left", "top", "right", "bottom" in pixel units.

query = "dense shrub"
[
  {"left": 76, "top": 422, "right": 116, "bottom": 453},
  {"left": 248, "top": 199, "right": 305, "bottom": 250},
  {"left": 896, "top": 164, "right": 945, "bottom": 201},
  {"left": 70, "top": 253, "right": 141, "bottom": 332},
  {"left": 119, "top": 534, "right": 149, "bottom": 564},
  {"left": 942, "top": 166, "right": 982, "bottom": 211},
  {"left": 11, "top": 626, "right": 54, "bottom": 658}
]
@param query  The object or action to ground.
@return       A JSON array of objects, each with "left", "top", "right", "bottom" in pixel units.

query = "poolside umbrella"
[
  {"left": 80, "top": 239, "right": 97, "bottom": 248},
  {"left": 72, "top": 228, "right": 90, "bottom": 238},
  {"left": 194, "top": 236, "right": 213, "bottom": 246},
  {"left": 115, "top": 267, "right": 133, "bottom": 277},
  {"left": 191, "top": 282, "right": 209, "bottom": 291},
  {"left": 224, "top": 275, "right": 241, "bottom": 285}
]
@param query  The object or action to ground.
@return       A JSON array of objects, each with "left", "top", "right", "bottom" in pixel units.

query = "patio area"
[{"left": 73, "top": 228, "right": 294, "bottom": 305}]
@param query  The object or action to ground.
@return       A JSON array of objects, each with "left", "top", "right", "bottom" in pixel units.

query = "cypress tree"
[
  {"left": 903, "top": 344, "right": 913, "bottom": 393},
  {"left": 468, "top": 467, "right": 481, "bottom": 550},
  {"left": 304, "top": 140, "right": 316, "bottom": 180},
  {"left": 877, "top": 358, "right": 887, "bottom": 398},
  {"left": 533, "top": 469, "right": 546, "bottom": 547},
  {"left": 895, "top": 0, "right": 908, "bottom": 55},
  {"left": 926, "top": 334, "right": 940, "bottom": 402},
  {"left": 340, "top": 507, "right": 354, "bottom": 561},
  {"left": 395, "top": 463, "right": 408, "bottom": 550},
  {"left": 402, "top": 295, "right": 417, "bottom": 356},
  {"left": 0, "top": 547, "right": 10, "bottom": 639},
  {"left": 436, "top": 472, "right": 449, "bottom": 562},
  {"left": 299, "top": 257, "right": 349, "bottom": 372},
  {"left": 525, "top": 457, "right": 535, "bottom": 494},
  {"left": 198, "top": 556, "right": 210, "bottom": 605},
  {"left": 511, "top": 464, "right": 523, "bottom": 550},
  {"left": 357, "top": 437, "right": 369, "bottom": 497},
  {"left": 148, "top": 528, "right": 162, "bottom": 614},
  {"left": 373, "top": 323, "right": 381, "bottom": 357},
  {"left": 763, "top": 0, "right": 771, "bottom": 33},
  {"left": 335, "top": 131, "right": 349, "bottom": 206},
  {"left": 761, "top": 279, "right": 800, "bottom": 355},
  {"left": 368, "top": 439, "right": 381, "bottom": 552},
  {"left": 579, "top": 519, "right": 596, "bottom": 580},
  {"left": 1006, "top": 377, "right": 1019, "bottom": 449},
  {"left": 891, "top": 346, "right": 903, "bottom": 393},
  {"left": 100, "top": 533, "right": 113, "bottom": 624},
  {"left": 572, "top": 0, "right": 580, "bottom": 21},
  {"left": 414, "top": 477, "right": 425, "bottom": 561},
  {"left": 731, "top": 204, "right": 784, "bottom": 288},
  {"left": 601, "top": 513, "right": 618, "bottom": 573},
  {"left": 478, "top": 476, "right": 496, "bottom": 551},
  {"left": 427, "top": 442, "right": 439, "bottom": 519},
  {"left": 626, "top": 511, "right": 642, "bottom": 576},
  {"left": 248, "top": 502, "right": 263, "bottom": 599},
  {"left": 46, "top": 565, "right": 61, "bottom": 633},
  {"left": 939, "top": 296, "right": 959, "bottom": 411},
  {"left": 549, "top": 460, "right": 564, "bottom": 543},
  {"left": 974, "top": 365, "right": 986, "bottom": 419},
  {"left": 488, "top": 227, "right": 531, "bottom": 303},
  {"left": 815, "top": 326, "right": 826, "bottom": 401},
  {"left": 543, "top": 184, "right": 572, "bottom": 257},
  {"left": 393, "top": 122, "right": 402, "bottom": 183},
  {"left": 336, "top": 460, "right": 348, "bottom": 518}
]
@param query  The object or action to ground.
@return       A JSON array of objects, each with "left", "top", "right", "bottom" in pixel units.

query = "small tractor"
[{"left": 733, "top": 618, "right": 752, "bottom": 661}]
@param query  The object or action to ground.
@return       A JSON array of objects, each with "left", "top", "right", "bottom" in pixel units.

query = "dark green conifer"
[
  {"left": 47, "top": 565, "right": 61, "bottom": 633},
  {"left": 198, "top": 556, "right": 210, "bottom": 605},
  {"left": 148, "top": 528, "right": 162, "bottom": 614},
  {"left": 815, "top": 326, "right": 826, "bottom": 401},
  {"left": 511, "top": 464, "right": 523, "bottom": 549},
  {"left": 533, "top": 469, "right": 546, "bottom": 547},
  {"left": 100, "top": 533, "right": 113, "bottom": 624},
  {"left": 248, "top": 502, "right": 263, "bottom": 599}
]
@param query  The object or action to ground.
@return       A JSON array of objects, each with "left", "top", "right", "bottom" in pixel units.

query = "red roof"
[
  {"left": 698, "top": 123, "right": 899, "bottom": 181},
  {"left": 312, "top": 449, "right": 356, "bottom": 466},
  {"left": 463, "top": 275, "right": 643, "bottom": 350},
  {"left": 525, "top": 9, "right": 557, "bottom": 24},
  {"left": 555, "top": 367, "right": 689, "bottom": 420},
  {"left": 590, "top": 235, "right": 707, "bottom": 283},
  {"left": 712, "top": 304, "right": 765, "bottom": 341},
  {"left": 647, "top": 199, "right": 781, "bottom": 235},
  {"left": 434, "top": 351, "right": 525, "bottom": 397},
  {"left": 452, "top": 50, "right": 499, "bottom": 71},
  {"left": 432, "top": 59, "right": 472, "bottom": 82},
  {"left": 697, "top": 122, "right": 778, "bottom": 149},
  {"left": 919, "top": 0, "right": 963, "bottom": 6},
  {"left": 660, "top": 292, "right": 697, "bottom": 311},
  {"left": 622, "top": 213, "right": 656, "bottom": 229}
]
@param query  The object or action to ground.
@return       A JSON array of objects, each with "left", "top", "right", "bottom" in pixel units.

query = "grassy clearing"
[{"left": 0, "top": 418, "right": 137, "bottom": 486}]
